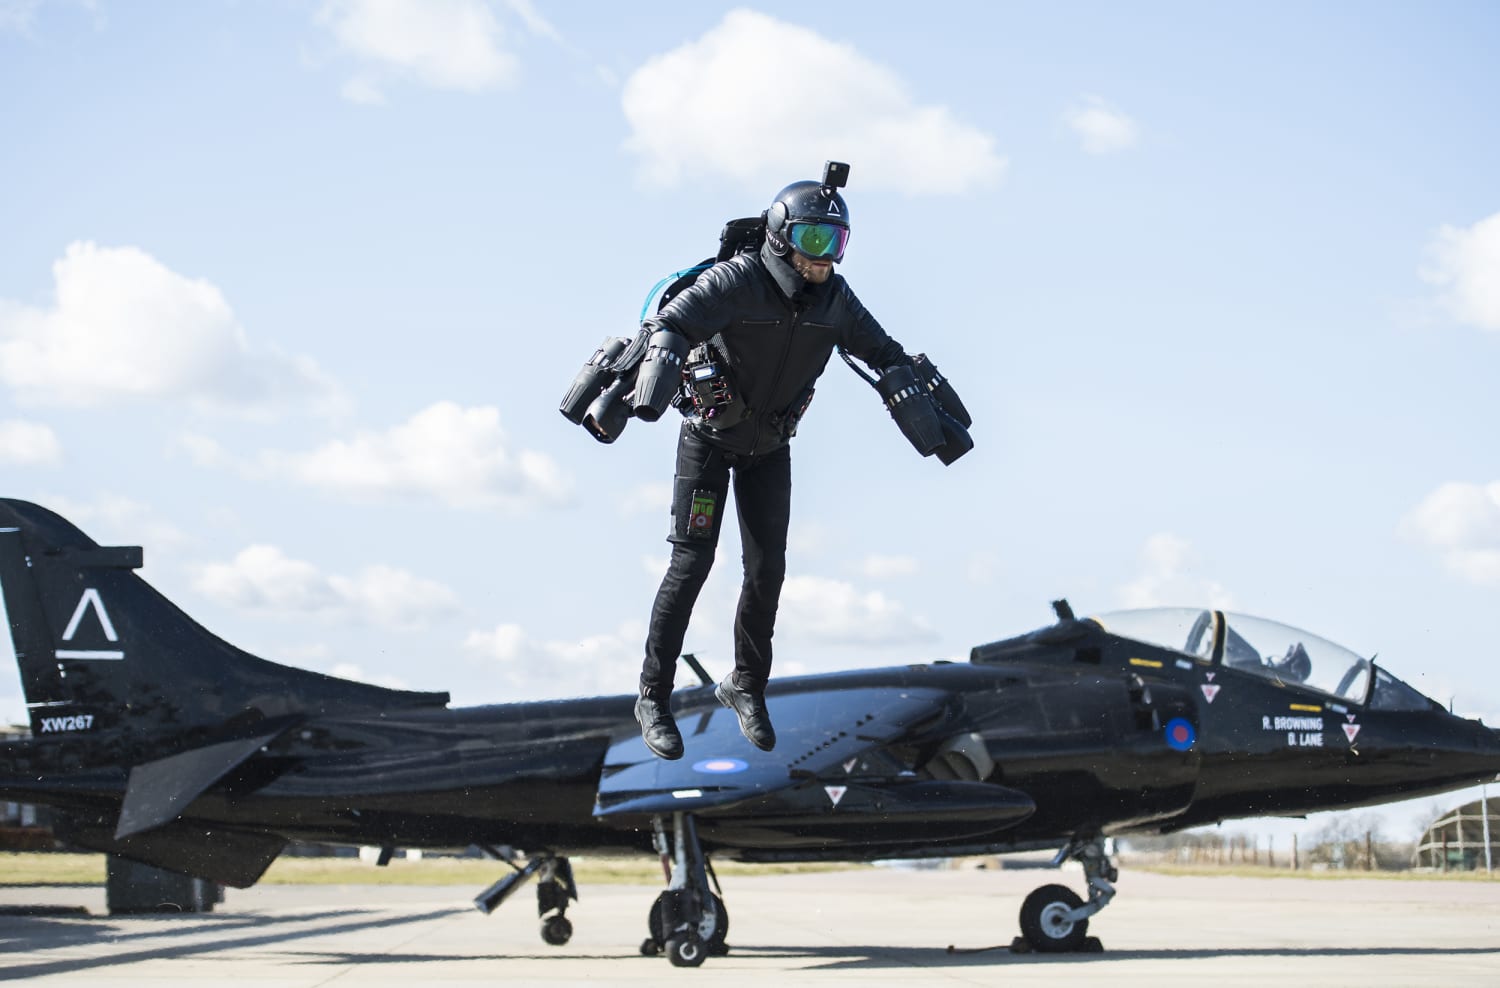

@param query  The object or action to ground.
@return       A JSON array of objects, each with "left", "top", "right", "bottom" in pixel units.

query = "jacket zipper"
[{"left": 749, "top": 305, "right": 801, "bottom": 454}]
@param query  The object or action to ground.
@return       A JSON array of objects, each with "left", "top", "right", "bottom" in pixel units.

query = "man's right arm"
[{"left": 643, "top": 259, "right": 742, "bottom": 343}]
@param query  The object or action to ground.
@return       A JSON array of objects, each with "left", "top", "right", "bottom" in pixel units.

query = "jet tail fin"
[{"left": 0, "top": 497, "right": 447, "bottom": 744}]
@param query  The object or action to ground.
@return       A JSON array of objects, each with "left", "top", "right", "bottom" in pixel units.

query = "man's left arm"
[{"left": 836, "top": 282, "right": 909, "bottom": 370}]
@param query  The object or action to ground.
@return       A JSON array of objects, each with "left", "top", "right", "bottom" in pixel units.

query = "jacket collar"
[
  {"left": 759, "top": 241, "right": 805, "bottom": 299},
  {"left": 758, "top": 242, "right": 830, "bottom": 310}
]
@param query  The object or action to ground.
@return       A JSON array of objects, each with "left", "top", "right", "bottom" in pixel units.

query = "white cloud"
[
  {"left": 622, "top": 9, "right": 1004, "bottom": 194},
  {"left": 260, "top": 401, "right": 571, "bottom": 510},
  {"left": 861, "top": 553, "right": 919, "bottom": 579},
  {"left": 619, "top": 481, "right": 672, "bottom": 516},
  {"left": 1402, "top": 481, "right": 1500, "bottom": 586},
  {"left": 0, "top": 242, "right": 340, "bottom": 415},
  {"left": 328, "top": 662, "right": 412, "bottom": 690},
  {"left": 0, "top": 0, "right": 99, "bottom": 36},
  {"left": 500, "top": 0, "right": 561, "bottom": 44},
  {"left": 778, "top": 574, "right": 937, "bottom": 645},
  {"left": 174, "top": 432, "right": 232, "bottom": 469},
  {"left": 1063, "top": 95, "right": 1139, "bottom": 154},
  {"left": 318, "top": 0, "right": 518, "bottom": 100},
  {"left": 37, "top": 494, "right": 188, "bottom": 551},
  {"left": 464, "top": 619, "right": 645, "bottom": 698},
  {"left": 788, "top": 520, "right": 833, "bottom": 556},
  {"left": 192, "top": 545, "right": 459, "bottom": 629},
  {"left": 1117, "top": 533, "right": 1234, "bottom": 609},
  {"left": 0, "top": 419, "right": 61, "bottom": 465},
  {"left": 1422, "top": 210, "right": 1500, "bottom": 332},
  {"left": 0, "top": 0, "right": 42, "bottom": 33}
]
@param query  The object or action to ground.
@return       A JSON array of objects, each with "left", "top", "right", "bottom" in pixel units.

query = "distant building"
[
  {"left": 1, "top": 723, "right": 55, "bottom": 849},
  {"left": 1412, "top": 797, "right": 1500, "bottom": 872}
]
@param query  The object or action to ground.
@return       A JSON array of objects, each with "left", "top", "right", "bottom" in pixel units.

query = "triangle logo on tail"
[{"left": 57, "top": 588, "right": 125, "bottom": 661}]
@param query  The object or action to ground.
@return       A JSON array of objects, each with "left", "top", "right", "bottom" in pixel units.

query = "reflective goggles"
[{"left": 787, "top": 221, "right": 849, "bottom": 261}]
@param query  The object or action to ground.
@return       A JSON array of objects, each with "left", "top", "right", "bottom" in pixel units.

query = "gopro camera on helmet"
[{"left": 821, "top": 160, "right": 850, "bottom": 190}]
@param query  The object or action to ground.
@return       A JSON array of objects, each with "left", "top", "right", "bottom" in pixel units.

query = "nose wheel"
[{"left": 639, "top": 812, "right": 730, "bottom": 967}]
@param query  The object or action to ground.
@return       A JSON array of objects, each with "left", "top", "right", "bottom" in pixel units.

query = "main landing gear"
[
  {"left": 1015, "top": 836, "right": 1116, "bottom": 953},
  {"left": 472, "top": 850, "right": 578, "bottom": 947},
  {"left": 638, "top": 812, "right": 729, "bottom": 967}
]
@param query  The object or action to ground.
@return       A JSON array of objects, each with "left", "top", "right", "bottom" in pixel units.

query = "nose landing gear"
[
  {"left": 1015, "top": 836, "right": 1115, "bottom": 953},
  {"left": 638, "top": 812, "right": 730, "bottom": 967}
]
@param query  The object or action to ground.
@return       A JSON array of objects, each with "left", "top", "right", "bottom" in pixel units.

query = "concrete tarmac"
[{"left": 3, "top": 867, "right": 1499, "bottom": 986}]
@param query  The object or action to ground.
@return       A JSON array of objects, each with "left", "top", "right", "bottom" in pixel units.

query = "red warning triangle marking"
[
  {"left": 825, "top": 786, "right": 847, "bottom": 807},
  {"left": 1201, "top": 684, "right": 1220, "bottom": 703},
  {"left": 1343, "top": 723, "right": 1361, "bottom": 743}
]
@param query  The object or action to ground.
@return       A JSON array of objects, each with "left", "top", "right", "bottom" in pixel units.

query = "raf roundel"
[
  {"left": 1164, "top": 717, "right": 1196, "bottom": 752},
  {"left": 692, "top": 757, "right": 749, "bottom": 775}
]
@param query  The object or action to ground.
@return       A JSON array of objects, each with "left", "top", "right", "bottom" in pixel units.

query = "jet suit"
[{"left": 637, "top": 239, "right": 907, "bottom": 711}]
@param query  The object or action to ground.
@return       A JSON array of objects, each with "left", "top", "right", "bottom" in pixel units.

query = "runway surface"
[{"left": 3, "top": 867, "right": 1499, "bottom": 985}]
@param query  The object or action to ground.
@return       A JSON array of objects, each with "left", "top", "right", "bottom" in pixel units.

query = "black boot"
[
  {"left": 635, "top": 689, "right": 684, "bottom": 760},
  {"left": 714, "top": 674, "right": 776, "bottom": 751}
]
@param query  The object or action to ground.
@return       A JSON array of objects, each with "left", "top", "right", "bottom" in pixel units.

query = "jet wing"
[{"left": 595, "top": 686, "right": 952, "bottom": 817}]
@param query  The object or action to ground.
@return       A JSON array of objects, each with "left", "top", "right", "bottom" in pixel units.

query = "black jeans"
[{"left": 640, "top": 422, "right": 791, "bottom": 698}]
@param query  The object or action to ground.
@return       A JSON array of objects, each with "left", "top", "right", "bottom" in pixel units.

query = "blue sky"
[{"left": 2, "top": 0, "right": 1498, "bottom": 842}]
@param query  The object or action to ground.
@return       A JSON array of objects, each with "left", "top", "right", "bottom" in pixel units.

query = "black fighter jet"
[{"left": 2, "top": 497, "right": 1497, "bottom": 966}]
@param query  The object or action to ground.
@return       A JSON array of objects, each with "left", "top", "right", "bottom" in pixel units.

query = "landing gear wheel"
[
  {"left": 1019, "top": 883, "right": 1089, "bottom": 953},
  {"left": 540, "top": 914, "right": 572, "bottom": 946},
  {"left": 639, "top": 937, "right": 660, "bottom": 957},
  {"left": 707, "top": 895, "right": 730, "bottom": 955},
  {"left": 648, "top": 891, "right": 728, "bottom": 953},
  {"left": 666, "top": 935, "right": 706, "bottom": 968}
]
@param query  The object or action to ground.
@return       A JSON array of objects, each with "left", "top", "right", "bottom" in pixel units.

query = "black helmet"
[{"left": 764, "top": 180, "right": 850, "bottom": 263}]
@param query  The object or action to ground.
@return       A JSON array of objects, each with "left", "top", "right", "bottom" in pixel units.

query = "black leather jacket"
[{"left": 644, "top": 244, "right": 906, "bottom": 456}]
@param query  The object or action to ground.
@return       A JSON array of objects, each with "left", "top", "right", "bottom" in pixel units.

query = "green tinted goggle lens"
[{"left": 788, "top": 222, "right": 848, "bottom": 259}]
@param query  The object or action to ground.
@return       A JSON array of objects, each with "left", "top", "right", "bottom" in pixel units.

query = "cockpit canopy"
[{"left": 1089, "top": 608, "right": 1435, "bottom": 711}]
